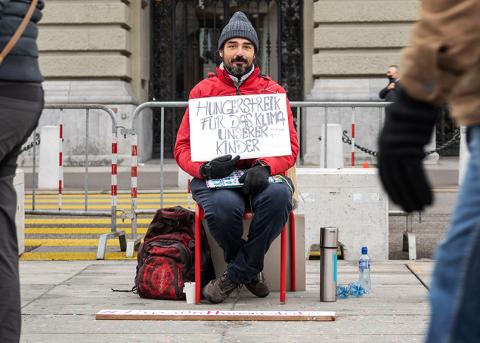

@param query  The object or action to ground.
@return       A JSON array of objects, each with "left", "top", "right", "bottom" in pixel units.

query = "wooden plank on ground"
[{"left": 96, "top": 309, "right": 336, "bottom": 321}]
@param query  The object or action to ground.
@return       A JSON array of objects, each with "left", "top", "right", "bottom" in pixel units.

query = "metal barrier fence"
[
  {"left": 19, "top": 101, "right": 453, "bottom": 259},
  {"left": 18, "top": 101, "right": 394, "bottom": 259},
  {"left": 123, "top": 101, "right": 390, "bottom": 256},
  {"left": 22, "top": 104, "right": 126, "bottom": 260},
  {"left": 289, "top": 102, "right": 389, "bottom": 167},
  {"left": 122, "top": 102, "right": 187, "bottom": 256}
]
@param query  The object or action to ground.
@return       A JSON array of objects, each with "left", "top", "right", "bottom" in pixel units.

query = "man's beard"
[{"left": 224, "top": 57, "right": 253, "bottom": 78}]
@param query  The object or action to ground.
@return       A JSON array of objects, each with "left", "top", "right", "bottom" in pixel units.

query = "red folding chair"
[{"left": 194, "top": 203, "right": 296, "bottom": 304}]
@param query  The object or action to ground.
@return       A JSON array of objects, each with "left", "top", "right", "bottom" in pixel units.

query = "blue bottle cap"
[{"left": 361, "top": 246, "right": 368, "bottom": 255}]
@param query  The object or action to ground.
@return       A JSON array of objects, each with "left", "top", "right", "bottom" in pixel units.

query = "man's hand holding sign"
[{"left": 200, "top": 154, "right": 240, "bottom": 179}]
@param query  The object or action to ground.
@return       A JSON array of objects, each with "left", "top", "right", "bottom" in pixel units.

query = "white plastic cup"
[{"left": 183, "top": 282, "right": 195, "bottom": 304}]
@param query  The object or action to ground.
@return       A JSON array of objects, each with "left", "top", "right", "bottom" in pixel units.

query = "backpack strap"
[
  {"left": 0, "top": 0, "right": 38, "bottom": 65},
  {"left": 111, "top": 286, "right": 138, "bottom": 294}
]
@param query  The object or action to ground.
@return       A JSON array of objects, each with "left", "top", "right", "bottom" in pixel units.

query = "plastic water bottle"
[{"left": 358, "top": 246, "right": 371, "bottom": 294}]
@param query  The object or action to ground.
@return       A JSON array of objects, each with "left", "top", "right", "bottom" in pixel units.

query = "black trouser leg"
[{"left": 0, "top": 83, "right": 43, "bottom": 343}]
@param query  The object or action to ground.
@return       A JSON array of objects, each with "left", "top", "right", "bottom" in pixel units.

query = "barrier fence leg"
[
  {"left": 160, "top": 107, "right": 165, "bottom": 208},
  {"left": 126, "top": 134, "right": 141, "bottom": 257},
  {"left": 32, "top": 129, "right": 37, "bottom": 211},
  {"left": 112, "top": 132, "right": 126, "bottom": 251},
  {"left": 402, "top": 213, "right": 417, "bottom": 261},
  {"left": 96, "top": 130, "right": 126, "bottom": 259}
]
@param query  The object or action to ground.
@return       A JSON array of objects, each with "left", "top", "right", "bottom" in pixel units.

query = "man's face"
[
  {"left": 220, "top": 38, "right": 255, "bottom": 78},
  {"left": 386, "top": 67, "right": 398, "bottom": 80}
]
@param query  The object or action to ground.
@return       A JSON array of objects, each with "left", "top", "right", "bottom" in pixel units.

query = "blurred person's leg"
[
  {"left": 427, "top": 125, "right": 480, "bottom": 343},
  {"left": 0, "top": 84, "right": 43, "bottom": 343},
  {"left": 0, "top": 176, "right": 21, "bottom": 342}
]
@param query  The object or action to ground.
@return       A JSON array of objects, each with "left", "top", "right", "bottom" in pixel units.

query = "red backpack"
[{"left": 134, "top": 206, "right": 214, "bottom": 300}]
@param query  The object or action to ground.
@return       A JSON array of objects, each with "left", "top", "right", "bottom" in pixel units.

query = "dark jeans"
[
  {"left": 0, "top": 83, "right": 44, "bottom": 343},
  {"left": 190, "top": 178, "right": 293, "bottom": 284}
]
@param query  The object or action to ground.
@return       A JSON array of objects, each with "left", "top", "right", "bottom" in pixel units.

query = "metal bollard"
[{"left": 320, "top": 227, "right": 338, "bottom": 302}]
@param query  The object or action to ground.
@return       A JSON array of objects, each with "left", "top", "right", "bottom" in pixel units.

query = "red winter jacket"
[{"left": 174, "top": 66, "right": 299, "bottom": 179}]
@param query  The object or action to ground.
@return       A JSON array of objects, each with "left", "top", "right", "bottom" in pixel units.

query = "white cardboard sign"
[{"left": 189, "top": 93, "right": 292, "bottom": 162}]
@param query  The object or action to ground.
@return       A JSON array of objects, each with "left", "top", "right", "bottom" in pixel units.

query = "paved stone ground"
[{"left": 19, "top": 260, "right": 432, "bottom": 343}]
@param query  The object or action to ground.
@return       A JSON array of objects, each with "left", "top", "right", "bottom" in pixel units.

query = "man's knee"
[
  {"left": 202, "top": 191, "right": 245, "bottom": 227},
  {"left": 257, "top": 183, "right": 292, "bottom": 211}
]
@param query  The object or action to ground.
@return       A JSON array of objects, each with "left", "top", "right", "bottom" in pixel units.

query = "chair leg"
[
  {"left": 289, "top": 211, "right": 296, "bottom": 292},
  {"left": 194, "top": 205, "right": 203, "bottom": 304},
  {"left": 280, "top": 225, "right": 287, "bottom": 304}
]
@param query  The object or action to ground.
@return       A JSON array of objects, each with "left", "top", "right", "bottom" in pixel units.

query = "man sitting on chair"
[{"left": 174, "top": 11, "right": 298, "bottom": 304}]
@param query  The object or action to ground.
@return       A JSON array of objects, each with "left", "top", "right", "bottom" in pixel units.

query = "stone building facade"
[
  {"left": 28, "top": 0, "right": 423, "bottom": 166},
  {"left": 304, "top": 0, "right": 422, "bottom": 165}
]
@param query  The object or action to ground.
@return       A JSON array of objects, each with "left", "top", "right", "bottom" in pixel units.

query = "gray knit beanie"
[{"left": 218, "top": 11, "right": 259, "bottom": 52}]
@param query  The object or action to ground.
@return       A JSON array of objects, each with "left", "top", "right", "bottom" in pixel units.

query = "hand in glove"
[
  {"left": 238, "top": 164, "right": 270, "bottom": 195},
  {"left": 200, "top": 155, "right": 240, "bottom": 179},
  {"left": 377, "top": 86, "right": 440, "bottom": 213}
]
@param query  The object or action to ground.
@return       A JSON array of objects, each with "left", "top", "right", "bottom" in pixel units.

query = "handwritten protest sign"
[{"left": 189, "top": 93, "right": 292, "bottom": 161}]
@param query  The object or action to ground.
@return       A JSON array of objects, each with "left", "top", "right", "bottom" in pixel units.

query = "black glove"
[
  {"left": 378, "top": 86, "right": 440, "bottom": 213},
  {"left": 238, "top": 164, "right": 270, "bottom": 195},
  {"left": 200, "top": 154, "right": 240, "bottom": 179}
]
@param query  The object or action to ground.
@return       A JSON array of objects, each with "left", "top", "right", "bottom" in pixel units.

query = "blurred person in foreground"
[
  {"left": 377, "top": 0, "right": 480, "bottom": 342},
  {"left": 0, "top": 0, "right": 45, "bottom": 342}
]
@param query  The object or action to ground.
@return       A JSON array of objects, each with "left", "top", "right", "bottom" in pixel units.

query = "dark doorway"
[{"left": 150, "top": 0, "right": 304, "bottom": 158}]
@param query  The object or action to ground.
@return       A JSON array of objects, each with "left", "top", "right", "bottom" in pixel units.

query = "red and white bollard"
[
  {"left": 131, "top": 138, "right": 138, "bottom": 212},
  {"left": 58, "top": 110, "right": 63, "bottom": 210},
  {"left": 111, "top": 133, "right": 118, "bottom": 217},
  {"left": 126, "top": 134, "right": 140, "bottom": 257}
]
